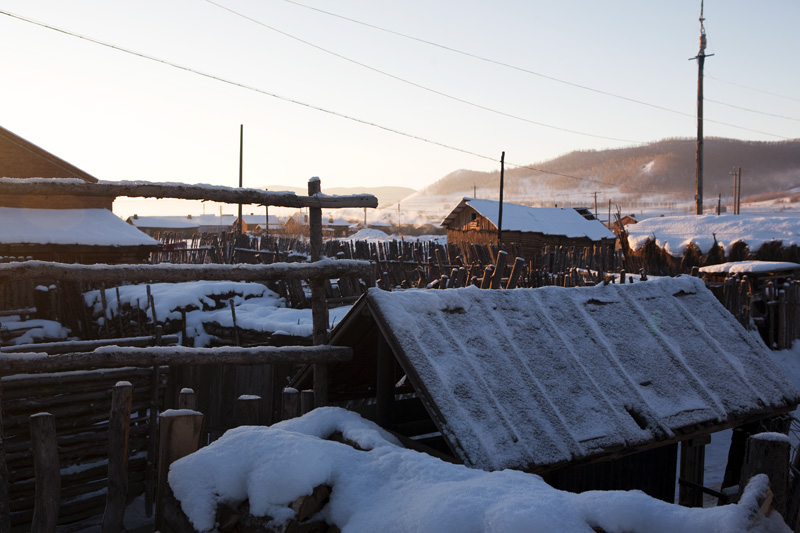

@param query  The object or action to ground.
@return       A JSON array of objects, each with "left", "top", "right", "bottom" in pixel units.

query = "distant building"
[
  {"left": 442, "top": 198, "right": 616, "bottom": 263},
  {"left": 126, "top": 214, "right": 200, "bottom": 237},
  {"left": 235, "top": 214, "right": 284, "bottom": 234},
  {"left": 284, "top": 212, "right": 309, "bottom": 237}
]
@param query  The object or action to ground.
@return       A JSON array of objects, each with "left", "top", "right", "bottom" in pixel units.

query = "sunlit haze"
[{"left": 1, "top": 0, "right": 798, "bottom": 219}]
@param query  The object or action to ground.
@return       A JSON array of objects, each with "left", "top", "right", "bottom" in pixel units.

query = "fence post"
[
  {"left": 236, "top": 394, "right": 262, "bottom": 426},
  {"left": 30, "top": 413, "right": 60, "bottom": 533},
  {"left": 155, "top": 410, "right": 204, "bottom": 532},
  {"left": 308, "top": 177, "right": 330, "bottom": 406},
  {"left": 300, "top": 390, "right": 315, "bottom": 415},
  {"left": 0, "top": 381, "right": 9, "bottom": 533},
  {"left": 738, "top": 432, "right": 790, "bottom": 517},
  {"left": 282, "top": 388, "right": 301, "bottom": 421},
  {"left": 178, "top": 388, "right": 196, "bottom": 410},
  {"left": 102, "top": 382, "right": 133, "bottom": 533}
]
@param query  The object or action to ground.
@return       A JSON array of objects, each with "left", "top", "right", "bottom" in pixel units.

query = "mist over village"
[{"left": 1, "top": 1, "right": 799, "bottom": 532}]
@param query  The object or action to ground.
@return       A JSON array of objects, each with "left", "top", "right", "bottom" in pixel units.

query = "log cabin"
[{"left": 442, "top": 198, "right": 616, "bottom": 266}]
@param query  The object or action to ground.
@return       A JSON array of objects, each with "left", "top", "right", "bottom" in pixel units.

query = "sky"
[{"left": 1, "top": 0, "right": 799, "bottom": 217}]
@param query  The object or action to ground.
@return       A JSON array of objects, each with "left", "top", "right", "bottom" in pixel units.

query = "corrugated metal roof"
[{"left": 364, "top": 276, "right": 799, "bottom": 472}]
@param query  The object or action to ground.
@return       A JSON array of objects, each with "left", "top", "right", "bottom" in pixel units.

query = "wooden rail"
[{"left": 0, "top": 178, "right": 378, "bottom": 210}]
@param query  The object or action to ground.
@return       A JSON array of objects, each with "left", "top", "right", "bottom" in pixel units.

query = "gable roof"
[
  {"left": 334, "top": 276, "right": 798, "bottom": 472},
  {"left": 127, "top": 215, "right": 200, "bottom": 230},
  {"left": 0, "top": 207, "right": 160, "bottom": 247},
  {"left": 442, "top": 198, "right": 615, "bottom": 241},
  {"left": 0, "top": 125, "right": 97, "bottom": 182}
]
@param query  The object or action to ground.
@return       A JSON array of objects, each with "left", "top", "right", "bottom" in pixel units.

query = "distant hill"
[
  {"left": 423, "top": 138, "right": 800, "bottom": 201},
  {"left": 261, "top": 185, "right": 415, "bottom": 209}
]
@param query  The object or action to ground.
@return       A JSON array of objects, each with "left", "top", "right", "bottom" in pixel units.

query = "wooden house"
[
  {"left": 234, "top": 214, "right": 284, "bottom": 234},
  {"left": 0, "top": 125, "right": 111, "bottom": 210},
  {"left": 0, "top": 207, "right": 160, "bottom": 264},
  {"left": 292, "top": 276, "right": 799, "bottom": 502},
  {"left": 284, "top": 212, "right": 309, "bottom": 237},
  {"left": 442, "top": 198, "right": 616, "bottom": 264},
  {"left": 323, "top": 214, "right": 352, "bottom": 238}
]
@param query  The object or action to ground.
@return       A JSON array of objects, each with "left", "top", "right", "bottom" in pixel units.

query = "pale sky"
[{"left": 1, "top": 0, "right": 798, "bottom": 200}]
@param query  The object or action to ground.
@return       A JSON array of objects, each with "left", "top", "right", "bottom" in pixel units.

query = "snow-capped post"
[
  {"left": 738, "top": 432, "right": 790, "bottom": 517},
  {"left": 155, "top": 409, "right": 204, "bottom": 532},
  {"left": 490, "top": 250, "right": 507, "bottom": 289},
  {"left": 236, "top": 395, "right": 262, "bottom": 426},
  {"left": 29, "top": 412, "right": 60, "bottom": 533},
  {"left": 102, "top": 382, "right": 133, "bottom": 533},
  {"left": 282, "top": 388, "right": 300, "bottom": 420},
  {"left": 506, "top": 257, "right": 525, "bottom": 289},
  {"left": 308, "top": 177, "right": 330, "bottom": 407},
  {"left": 178, "top": 388, "right": 196, "bottom": 410}
]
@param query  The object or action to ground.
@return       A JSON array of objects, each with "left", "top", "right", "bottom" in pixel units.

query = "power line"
[
  {"left": 706, "top": 73, "right": 800, "bottom": 104},
  {"left": 280, "top": 0, "right": 794, "bottom": 141},
  {"left": 204, "top": 0, "right": 639, "bottom": 144},
  {"left": 706, "top": 98, "right": 800, "bottom": 123},
  {"left": 0, "top": 8, "right": 668, "bottom": 195}
]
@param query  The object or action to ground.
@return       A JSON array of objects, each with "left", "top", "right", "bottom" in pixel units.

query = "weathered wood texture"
[
  {"left": 0, "top": 259, "right": 373, "bottom": 284},
  {"left": 29, "top": 413, "right": 60, "bottom": 533},
  {"left": 0, "top": 345, "right": 353, "bottom": 375},
  {"left": 101, "top": 383, "right": 133, "bottom": 533},
  {"left": 0, "top": 178, "right": 378, "bottom": 209},
  {"left": 2, "top": 368, "right": 163, "bottom": 532},
  {"left": 738, "top": 433, "right": 790, "bottom": 517},
  {"left": 154, "top": 410, "right": 204, "bottom": 532}
]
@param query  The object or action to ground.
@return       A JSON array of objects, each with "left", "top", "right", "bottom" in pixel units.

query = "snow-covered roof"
[
  {"left": 442, "top": 198, "right": 615, "bottom": 241},
  {"left": 0, "top": 207, "right": 160, "bottom": 247},
  {"left": 169, "top": 407, "right": 787, "bottom": 533},
  {"left": 699, "top": 261, "right": 800, "bottom": 275},
  {"left": 627, "top": 214, "right": 800, "bottom": 256},
  {"left": 240, "top": 214, "right": 281, "bottom": 225},
  {"left": 337, "top": 276, "right": 798, "bottom": 472},
  {"left": 190, "top": 214, "right": 236, "bottom": 227},
  {"left": 127, "top": 215, "right": 199, "bottom": 229}
]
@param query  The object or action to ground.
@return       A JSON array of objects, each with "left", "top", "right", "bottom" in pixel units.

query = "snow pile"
[
  {"left": 345, "top": 228, "right": 390, "bottom": 241},
  {"left": 169, "top": 407, "right": 789, "bottom": 533},
  {"left": 699, "top": 261, "right": 800, "bottom": 275},
  {"left": 0, "top": 318, "right": 69, "bottom": 345},
  {"left": 627, "top": 214, "right": 800, "bottom": 256},
  {"left": 84, "top": 281, "right": 351, "bottom": 346},
  {"left": 0, "top": 207, "right": 160, "bottom": 246}
]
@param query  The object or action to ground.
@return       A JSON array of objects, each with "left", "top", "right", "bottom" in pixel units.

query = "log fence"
[{"left": 0, "top": 177, "right": 375, "bottom": 531}]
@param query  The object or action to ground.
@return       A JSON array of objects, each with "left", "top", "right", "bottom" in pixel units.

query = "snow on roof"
[
  {"left": 360, "top": 276, "right": 798, "bottom": 471},
  {"left": 190, "top": 214, "right": 236, "bottom": 226},
  {"left": 699, "top": 261, "right": 800, "bottom": 275},
  {"left": 346, "top": 228, "right": 389, "bottom": 241},
  {"left": 626, "top": 214, "right": 800, "bottom": 256},
  {"left": 442, "top": 198, "right": 615, "bottom": 241},
  {"left": 240, "top": 214, "right": 281, "bottom": 225},
  {"left": 127, "top": 215, "right": 199, "bottom": 229},
  {"left": 168, "top": 407, "right": 788, "bottom": 533},
  {"left": 0, "top": 207, "right": 160, "bottom": 247}
]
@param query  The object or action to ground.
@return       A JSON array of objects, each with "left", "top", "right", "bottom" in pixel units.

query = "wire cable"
[
  {"left": 204, "top": 0, "right": 639, "bottom": 144},
  {"left": 279, "top": 0, "right": 795, "bottom": 140},
  {"left": 707, "top": 73, "right": 800, "bottom": 104},
  {"left": 0, "top": 8, "right": 672, "bottom": 195},
  {"left": 705, "top": 98, "right": 800, "bottom": 123}
]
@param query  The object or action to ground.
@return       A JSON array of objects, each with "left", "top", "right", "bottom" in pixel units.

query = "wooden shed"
[
  {"left": 292, "top": 276, "right": 799, "bottom": 502},
  {"left": 442, "top": 198, "right": 616, "bottom": 264},
  {"left": 0, "top": 125, "right": 111, "bottom": 210}
]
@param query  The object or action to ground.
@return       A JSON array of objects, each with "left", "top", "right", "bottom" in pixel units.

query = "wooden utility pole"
[
  {"left": 736, "top": 167, "right": 742, "bottom": 214},
  {"left": 691, "top": 1, "right": 713, "bottom": 215},
  {"left": 497, "top": 152, "right": 505, "bottom": 245},
  {"left": 594, "top": 192, "right": 598, "bottom": 219},
  {"left": 237, "top": 124, "right": 244, "bottom": 234}
]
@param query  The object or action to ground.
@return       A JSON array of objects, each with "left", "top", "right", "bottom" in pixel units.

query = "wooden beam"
[
  {"left": 0, "top": 335, "right": 180, "bottom": 354},
  {"left": 0, "top": 259, "right": 373, "bottom": 284},
  {"left": 0, "top": 345, "right": 353, "bottom": 376},
  {"left": 0, "top": 178, "right": 378, "bottom": 209}
]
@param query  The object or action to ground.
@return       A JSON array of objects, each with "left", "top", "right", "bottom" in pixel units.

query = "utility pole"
[
  {"left": 237, "top": 124, "right": 243, "bottom": 234},
  {"left": 594, "top": 192, "right": 598, "bottom": 219},
  {"left": 497, "top": 152, "right": 505, "bottom": 245},
  {"left": 691, "top": 1, "right": 713, "bottom": 215},
  {"left": 736, "top": 167, "right": 742, "bottom": 214}
]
